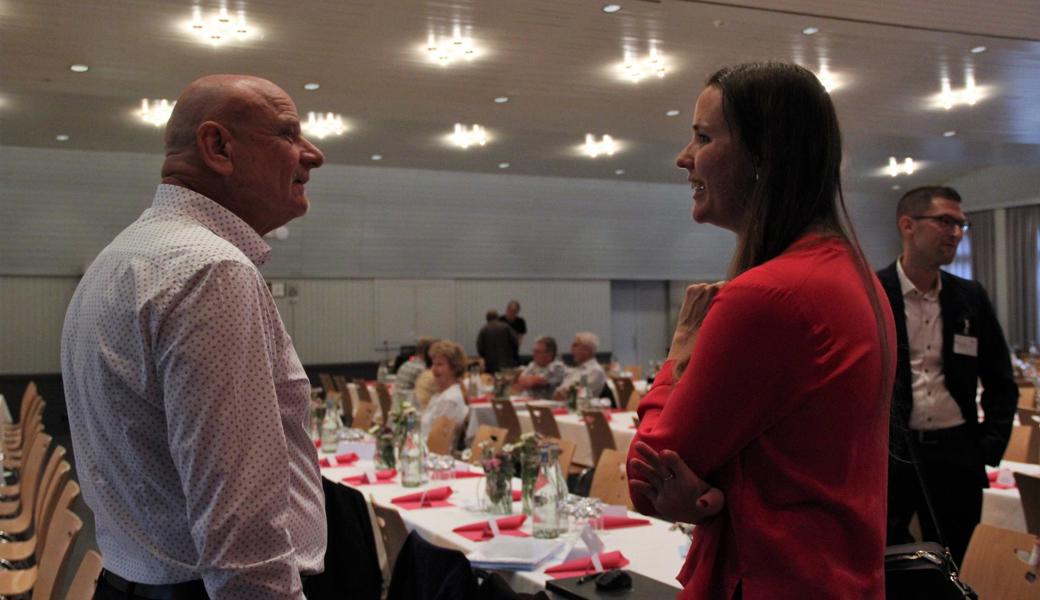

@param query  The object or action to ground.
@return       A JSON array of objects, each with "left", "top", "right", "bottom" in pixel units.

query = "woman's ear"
[{"left": 196, "top": 121, "right": 234, "bottom": 176}]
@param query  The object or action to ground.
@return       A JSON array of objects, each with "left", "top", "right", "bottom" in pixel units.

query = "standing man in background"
[
  {"left": 501, "top": 300, "right": 527, "bottom": 360},
  {"left": 879, "top": 185, "right": 1017, "bottom": 564},
  {"left": 62, "top": 75, "right": 327, "bottom": 599},
  {"left": 476, "top": 309, "right": 518, "bottom": 374}
]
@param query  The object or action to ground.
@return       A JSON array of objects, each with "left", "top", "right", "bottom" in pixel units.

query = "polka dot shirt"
[{"left": 61, "top": 184, "right": 325, "bottom": 598}]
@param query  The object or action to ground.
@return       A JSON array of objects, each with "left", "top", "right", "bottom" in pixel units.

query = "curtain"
[
  {"left": 1005, "top": 204, "right": 1040, "bottom": 349},
  {"left": 967, "top": 210, "right": 996, "bottom": 296}
]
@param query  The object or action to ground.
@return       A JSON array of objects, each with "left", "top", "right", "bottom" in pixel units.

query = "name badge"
[{"left": 953, "top": 334, "right": 978, "bottom": 357}]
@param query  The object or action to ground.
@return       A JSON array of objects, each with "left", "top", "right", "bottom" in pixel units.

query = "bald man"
[{"left": 62, "top": 76, "right": 326, "bottom": 599}]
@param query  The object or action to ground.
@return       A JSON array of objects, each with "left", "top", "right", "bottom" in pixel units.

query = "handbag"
[{"left": 884, "top": 430, "right": 978, "bottom": 599}]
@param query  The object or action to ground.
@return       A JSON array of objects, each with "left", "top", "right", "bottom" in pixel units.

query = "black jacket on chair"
[
  {"left": 387, "top": 531, "right": 478, "bottom": 600},
  {"left": 877, "top": 262, "right": 1017, "bottom": 473},
  {"left": 306, "top": 477, "right": 383, "bottom": 600}
]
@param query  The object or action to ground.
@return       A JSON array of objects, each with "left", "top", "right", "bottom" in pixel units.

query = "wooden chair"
[
  {"left": 609, "top": 376, "right": 634, "bottom": 410},
  {"left": 0, "top": 507, "right": 83, "bottom": 598},
  {"left": 0, "top": 433, "right": 51, "bottom": 518},
  {"left": 960, "top": 523, "right": 1038, "bottom": 599},
  {"left": 319, "top": 373, "right": 337, "bottom": 396},
  {"left": 1003, "top": 425, "right": 1039, "bottom": 464},
  {"left": 545, "top": 437, "right": 577, "bottom": 475},
  {"left": 491, "top": 400, "right": 522, "bottom": 444},
  {"left": 623, "top": 364, "right": 643, "bottom": 381},
  {"left": 371, "top": 501, "right": 410, "bottom": 580},
  {"left": 66, "top": 550, "right": 103, "bottom": 600},
  {"left": 527, "top": 405, "right": 562, "bottom": 439},
  {"left": 375, "top": 383, "right": 394, "bottom": 422},
  {"left": 353, "top": 402, "right": 376, "bottom": 431},
  {"left": 625, "top": 388, "right": 643, "bottom": 413},
  {"left": 3, "top": 381, "right": 37, "bottom": 438},
  {"left": 588, "top": 449, "right": 633, "bottom": 509},
  {"left": 333, "top": 375, "right": 355, "bottom": 424},
  {"left": 1019, "top": 407, "right": 1040, "bottom": 428},
  {"left": 4, "top": 393, "right": 43, "bottom": 452},
  {"left": 581, "top": 410, "right": 616, "bottom": 468},
  {"left": 1014, "top": 471, "right": 1040, "bottom": 536},
  {"left": 354, "top": 379, "right": 375, "bottom": 404},
  {"left": 468, "top": 425, "right": 508, "bottom": 464},
  {"left": 4, "top": 398, "right": 45, "bottom": 461},
  {"left": 1019, "top": 386, "right": 1037, "bottom": 410},
  {"left": 0, "top": 446, "right": 68, "bottom": 563},
  {"left": 426, "top": 415, "right": 458, "bottom": 456}
]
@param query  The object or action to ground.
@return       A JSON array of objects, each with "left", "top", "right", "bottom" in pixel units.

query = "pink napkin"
[
  {"left": 313, "top": 439, "right": 322, "bottom": 448},
  {"left": 596, "top": 515, "right": 651, "bottom": 530},
  {"left": 551, "top": 407, "right": 569, "bottom": 415},
  {"left": 988, "top": 470, "right": 1016, "bottom": 489},
  {"left": 512, "top": 489, "right": 522, "bottom": 501},
  {"left": 453, "top": 470, "right": 484, "bottom": 479},
  {"left": 545, "top": 551, "right": 630, "bottom": 579},
  {"left": 468, "top": 395, "right": 491, "bottom": 405},
  {"left": 391, "top": 486, "right": 454, "bottom": 509},
  {"left": 318, "top": 453, "right": 358, "bottom": 468},
  {"left": 342, "top": 469, "right": 397, "bottom": 485},
  {"left": 453, "top": 515, "right": 529, "bottom": 541}
]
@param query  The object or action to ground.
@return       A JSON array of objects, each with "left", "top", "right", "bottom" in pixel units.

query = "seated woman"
[
  {"left": 421, "top": 340, "right": 468, "bottom": 439},
  {"left": 627, "top": 62, "right": 896, "bottom": 599}
]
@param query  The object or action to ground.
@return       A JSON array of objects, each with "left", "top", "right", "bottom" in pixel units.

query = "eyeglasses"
[{"left": 911, "top": 215, "right": 970, "bottom": 232}]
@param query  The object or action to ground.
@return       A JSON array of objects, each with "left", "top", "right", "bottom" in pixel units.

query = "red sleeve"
[{"left": 627, "top": 281, "right": 818, "bottom": 515}]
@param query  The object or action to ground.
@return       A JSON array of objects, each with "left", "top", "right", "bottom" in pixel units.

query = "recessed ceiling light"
[
  {"left": 665, "top": 109, "right": 680, "bottom": 117},
  {"left": 970, "top": 46, "right": 987, "bottom": 54},
  {"left": 55, "top": 134, "right": 70, "bottom": 141},
  {"left": 303, "top": 82, "right": 320, "bottom": 91},
  {"left": 614, "top": 169, "right": 625, "bottom": 175},
  {"left": 891, "top": 184, "right": 901, "bottom": 191},
  {"left": 943, "top": 130, "right": 957, "bottom": 137},
  {"left": 498, "top": 162, "right": 510, "bottom": 169},
  {"left": 602, "top": 4, "right": 622, "bottom": 14},
  {"left": 69, "top": 64, "right": 89, "bottom": 73},
  {"left": 494, "top": 96, "right": 509, "bottom": 104},
  {"left": 371, "top": 154, "right": 382, "bottom": 161},
  {"left": 802, "top": 26, "right": 819, "bottom": 35}
]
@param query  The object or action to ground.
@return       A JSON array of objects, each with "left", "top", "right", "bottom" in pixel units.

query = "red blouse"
[{"left": 629, "top": 234, "right": 896, "bottom": 599}]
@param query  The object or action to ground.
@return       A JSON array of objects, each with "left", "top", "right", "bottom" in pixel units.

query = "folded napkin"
[
  {"left": 469, "top": 395, "right": 492, "bottom": 405},
  {"left": 453, "top": 515, "right": 529, "bottom": 541},
  {"left": 391, "top": 486, "right": 454, "bottom": 509},
  {"left": 342, "top": 469, "right": 397, "bottom": 486},
  {"left": 551, "top": 407, "right": 569, "bottom": 416},
  {"left": 453, "top": 470, "right": 484, "bottom": 479},
  {"left": 544, "top": 551, "right": 630, "bottom": 579},
  {"left": 318, "top": 453, "right": 358, "bottom": 468},
  {"left": 988, "top": 469, "right": 1016, "bottom": 489},
  {"left": 596, "top": 515, "right": 651, "bottom": 530},
  {"left": 512, "top": 489, "right": 522, "bottom": 501}
]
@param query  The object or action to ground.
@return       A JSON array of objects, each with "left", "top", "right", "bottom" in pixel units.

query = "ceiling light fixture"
[
  {"left": 494, "top": 96, "right": 509, "bottom": 104},
  {"left": 302, "top": 112, "right": 346, "bottom": 139},
  {"left": 887, "top": 156, "right": 915, "bottom": 177},
  {"left": 55, "top": 134, "right": 70, "bottom": 142},
  {"left": 802, "top": 26, "right": 819, "bottom": 35},
  {"left": 498, "top": 162, "right": 510, "bottom": 169},
  {"left": 970, "top": 46, "right": 987, "bottom": 54},
  {"left": 935, "top": 73, "right": 983, "bottom": 109},
  {"left": 451, "top": 123, "right": 488, "bottom": 149},
  {"left": 303, "top": 82, "right": 320, "bottom": 91},
  {"left": 665, "top": 109, "right": 680, "bottom": 117},
  {"left": 424, "top": 24, "right": 480, "bottom": 66},
  {"left": 602, "top": 4, "right": 622, "bottom": 14},
  {"left": 69, "top": 64, "right": 89, "bottom": 73},
  {"left": 138, "top": 98, "right": 176, "bottom": 127},
  {"left": 584, "top": 133, "right": 618, "bottom": 158},
  {"left": 943, "top": 130, "right": 957, "bottom": 137},
  {"left": 371, "top": 154, "right": 382, "bottom": 161},
  {"left": 186, "top": 5, "right": 255, "bottom": 46},
  {"left": 618, "top": 46, "right": 667, "bottom": 83}
]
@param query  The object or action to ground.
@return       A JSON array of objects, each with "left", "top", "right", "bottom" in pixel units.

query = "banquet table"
[
  {"left": 982, "top": 460, "right": 1040, "bottom": 532},
  {"left": 516, "top": 409, "right": 639, "bottom": 467},
  {"left": 318, "top": 451, "right": 685, "bottom": 595}
]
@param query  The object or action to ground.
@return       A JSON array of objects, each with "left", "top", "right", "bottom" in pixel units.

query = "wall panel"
[{"left": 0, "top": 276, "right": 79, "bottom": 375}]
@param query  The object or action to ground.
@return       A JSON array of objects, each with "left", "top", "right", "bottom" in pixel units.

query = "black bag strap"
[{"left": 902, "top": 428, "right": 950, "bottom": 555}]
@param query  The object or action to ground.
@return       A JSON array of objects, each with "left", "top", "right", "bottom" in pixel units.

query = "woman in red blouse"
[{"left": 627, "top": 62, "right": 896, "bottom": 599}]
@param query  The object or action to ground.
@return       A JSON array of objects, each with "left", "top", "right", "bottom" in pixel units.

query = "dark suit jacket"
[{"left": 878, "top": 261, "right": 1017, "bottom": 468}]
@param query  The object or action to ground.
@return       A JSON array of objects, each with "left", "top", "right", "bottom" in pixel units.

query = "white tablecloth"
[
  {"left": 319, "top": 454, "right": 684, "bottom": 594},
  {"left": 982, "top": 460, "right": 1040, "bottom": 532},
  {"left": 516, "top": 411, "right": 638, "bottom": 467}
]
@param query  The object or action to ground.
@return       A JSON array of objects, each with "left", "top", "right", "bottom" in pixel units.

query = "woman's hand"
[
  {"left": 629, "top": 441, "right": 724, "bottom": 524},
  {"left": 667, "top": 282, "right": 725, "bottom": 376}
]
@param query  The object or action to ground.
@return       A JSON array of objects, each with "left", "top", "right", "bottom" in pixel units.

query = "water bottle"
[
  {"left": 320, "top": 398, "right": 340, "bottom": 453},
  {"left": 399, "top": 412, "right": 425, "bottom": 487},
  {"left": 577, "top": 374, "right": 590, "bottom": 411},
  {"left": 532, "top": 445, "right": 562, "bottom": 538}
]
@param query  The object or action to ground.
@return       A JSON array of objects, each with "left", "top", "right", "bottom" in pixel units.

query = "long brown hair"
[{"left": 708, "top": 62, "right": 893, "bottom": 399}]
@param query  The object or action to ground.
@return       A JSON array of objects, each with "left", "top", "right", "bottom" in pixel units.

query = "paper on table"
[{"left": 467, "top": 537, "right": 564, "bottom": 571}]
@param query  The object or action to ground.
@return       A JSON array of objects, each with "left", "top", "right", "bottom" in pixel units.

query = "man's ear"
[
  {"left": 897, "top": 214, "right": 914, "bottom": 237},
  {"left": 196, "top": 121, "right": 234, "bottom": 176}
]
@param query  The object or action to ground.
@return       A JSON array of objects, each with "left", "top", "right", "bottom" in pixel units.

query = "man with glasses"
[
  {"left": 513, "top": 336, "right": 567, "bottom": 399},
  {"left": 879, "top": 185, "right": 1017, "bottom": 564}
]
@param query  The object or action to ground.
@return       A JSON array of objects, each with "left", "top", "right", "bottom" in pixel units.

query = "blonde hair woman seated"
[{"left": 421, "top": 340, "right": 468, "bottom": 440}]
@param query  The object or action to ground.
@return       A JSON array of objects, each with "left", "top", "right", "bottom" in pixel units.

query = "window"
[{"left": 944, "top": 232, "right": 973, "bottom": 280}]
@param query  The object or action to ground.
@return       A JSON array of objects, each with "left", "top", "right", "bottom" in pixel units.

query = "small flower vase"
[
  {"left": 520, "top": 454, "right": 538, "bottom": 516},
  {"left": 377, "top": 433, "right": 396, "bottom": 470},
  {"left": 484, "top": 456, "right": 514, "bottom": 515}
]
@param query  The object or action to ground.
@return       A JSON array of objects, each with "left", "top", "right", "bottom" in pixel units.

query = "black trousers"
[{"left": 886, "top": 428, "right": 985, "bottom": 566}]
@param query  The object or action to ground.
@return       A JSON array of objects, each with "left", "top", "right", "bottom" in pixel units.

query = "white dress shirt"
[
  {"left": 556, "top": 358, "right": 607, "bottom": 399},
  {"left": 897, "top": 259, "right": 966, "bottom": 431},
  {"left": 421, "top": 382, "right": 468, "bottom": 438},
  {"left": 61, "top": 185, "right": 325, "bottom": 599}
]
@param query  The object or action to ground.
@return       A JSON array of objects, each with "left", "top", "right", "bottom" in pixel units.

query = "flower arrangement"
[
  {"left": 480, "top": 441, "right": 514, "bottom": 515},
  {"left": 510, "top": 433, "right": 541, "bottom": 515}
]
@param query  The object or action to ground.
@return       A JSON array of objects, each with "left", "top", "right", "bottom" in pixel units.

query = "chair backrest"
[
  {"left": 1020, "top": 386, "right": 1037, "bottom": 410},
  {"left": 34, "top": 446, "right": 65, "bottom": 528},
  {"left": 375, "top": 383, "right": 393, "bottom": 422},
  {"left": 20, "top": 432, "right": 53, "bottom": 510},
  {"left": 426, "top": 415, "right": 458, "bottom": 456},
  {"left": 1019, "top": 407, "right": 1040, "bottom": 428},
  {"left": 354, "top": 379, "right": 375, "bottom": 404},
  {"left": 1004, "top": 425, "right": 1039, "bottom": 464},
  {"left": 371, "top": 501, "right": 410, "bottom": 578},
  {"left": 625, "top": 388, "right": 643, "bottom": 413},
  {"left": 36, "top": 462, "right": 73, "bottom": 558},
  {"left": 545, "top": 437, "right": 577, "bottom": 475},
  {"left": 333, "top": 375, "right": 355, "bottom": 421},
  {"left": 31, "top": 507, "right": 83, "bottom": 600},
  {"left": 623, "top": 364, "right": 643, "bottom": 381},
  {"left": 960, "top": 523, "right": 1037, "bottom": 599},
  {"left": 65, "top": 549, "right": 103, "bottom": 600},
  {"left": 527, "top": 405, "right": 562, "bottom": 439},
  {"left": 19, "top": 398, "right": 46, "bottom": 443},
  {"left": 19, "top": 381, "right": 38, "bottom": 422},
  {"left": 609, "top": 376, "right": 634, "bottom": 409},
  {"left": 1014, "top": 471, "right": 1040, "bottom": 536},
  {"left": 588, "top": 448, "right": 633, "bottom": 508},
  {"left": 469, "top": 425, "right": 508, "bottom": 464},
  {"left": 581, "top": 410, "right": 616, "bottom": 468},
  {"left": 319, "top": 373, "right": 337, "bottom": 395},
  {"left": 353, "top": 402, "right": 376, "bottom": 431},
  {"left": 491, "top": 400, "right": 522, "bottom": 444}
]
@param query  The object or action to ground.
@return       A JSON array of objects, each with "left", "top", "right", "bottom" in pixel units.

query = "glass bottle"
[
  {"left": 577, "top": 374, "right": 590, "bottom": 411},
  {"left": 550, "top": 444, "right": 569, "bottom": 533},
  {"left": 320, "top": 398, "right": 339, "bottom": 453},
  {"left": 399, "top": 412, "right": 425, "bottom": 487},
  {"left": 532, "top": 445, "right": 562, "bottom": 538}
]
